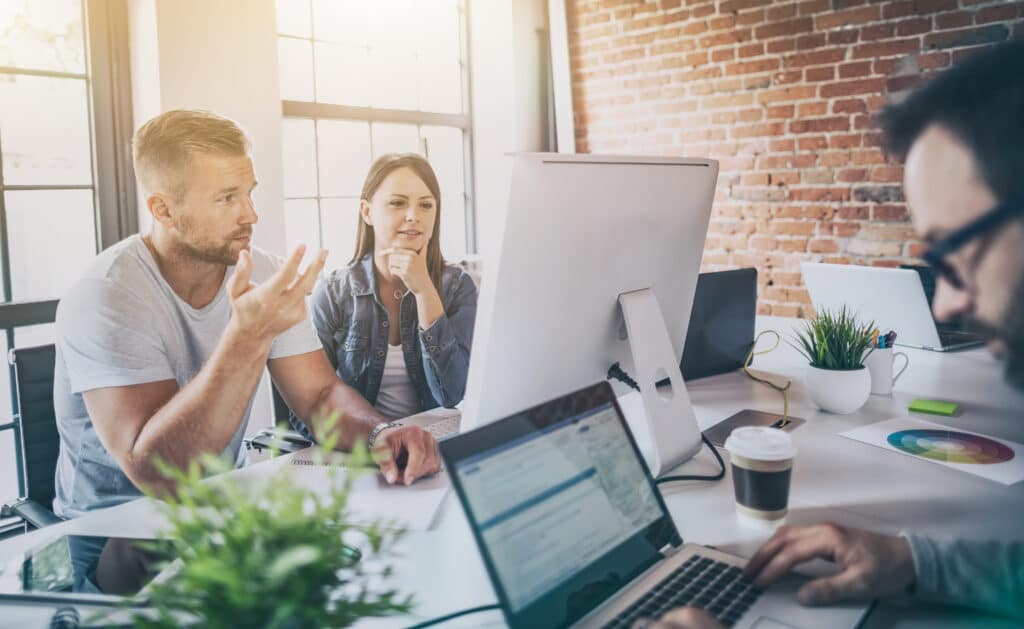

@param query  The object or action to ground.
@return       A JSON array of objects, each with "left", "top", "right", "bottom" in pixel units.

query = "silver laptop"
[
  {"left": 439, "top": 381, "right": 869, "bottom": 629},
  {"left": 801, "top": 262, "right": 984, "bottom": 352},
  {"left": 396, "top": 405, "right": 461, "bottom": 440}
]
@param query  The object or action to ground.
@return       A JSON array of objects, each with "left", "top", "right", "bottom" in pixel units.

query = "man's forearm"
[
  {"left": 129, "top": 321, "right": 272, "bottom": 483},
  {"left": 307, "top": 381, "right": 387, "bottom": 451}
]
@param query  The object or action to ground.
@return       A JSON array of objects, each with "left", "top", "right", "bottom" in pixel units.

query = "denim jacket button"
[
  {"left": 426, "top": 335, "right": 433, "bottom": 341},
  {"left": 382, "top": 320, "right": 389, "bottom": 328},
  {"left": 377, "top": 350, "right": 385, "bottom": 357}
]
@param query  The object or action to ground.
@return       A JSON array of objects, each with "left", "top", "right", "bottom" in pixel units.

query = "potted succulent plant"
[{"left": 791, "top": 307, "right": 875, "bottom": 414}]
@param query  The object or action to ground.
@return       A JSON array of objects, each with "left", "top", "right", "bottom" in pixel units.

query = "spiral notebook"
[{"left": 281, "top": 451, "right": 450, "bottom": 530}]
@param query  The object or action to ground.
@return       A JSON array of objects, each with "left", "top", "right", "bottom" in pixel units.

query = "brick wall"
[{"left": 567, "top": 0, "right": 1024, "bottom": 317}]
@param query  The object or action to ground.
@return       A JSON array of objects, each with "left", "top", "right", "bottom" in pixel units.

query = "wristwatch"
[{"left": 367, "top": 421, "right": 400, "bottom": 448}]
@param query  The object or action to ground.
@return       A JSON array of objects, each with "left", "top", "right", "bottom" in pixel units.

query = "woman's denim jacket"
[{"left": 309, "top": 254, "right": 477, "bottom": 416}]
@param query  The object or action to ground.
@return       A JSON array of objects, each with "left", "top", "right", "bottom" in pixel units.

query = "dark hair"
[
  {"left": 349, "top": 153, "right": 445, "bottom": 291},
  {"left": 879, "top": 39, "right": 1024, "bottom": 204}
]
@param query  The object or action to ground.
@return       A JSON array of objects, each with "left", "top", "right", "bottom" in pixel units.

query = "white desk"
[{"left": 2, "top": 316, "right": 1022, "bottom": 628}]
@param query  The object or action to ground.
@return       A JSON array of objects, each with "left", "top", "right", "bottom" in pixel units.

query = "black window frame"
[{"left": 0, "top": 0, "right": 137, "bottom": 504}]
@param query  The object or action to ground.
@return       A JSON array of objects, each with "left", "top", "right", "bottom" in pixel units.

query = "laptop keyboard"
[
  {"left": 423, "top": 415, "right": 460, "bottom": 439},
  {"left": 604, "top": 555, "right": 761, "bottom": 628}
]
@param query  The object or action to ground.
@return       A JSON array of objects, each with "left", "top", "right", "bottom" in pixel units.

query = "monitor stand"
[{"left": 618, "top": 288, "right": 703, "bottom": 476}]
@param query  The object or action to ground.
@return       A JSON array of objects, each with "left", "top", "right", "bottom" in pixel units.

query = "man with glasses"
[{"left": 644, "top": 41, "right": 1024, "bottom": 628}]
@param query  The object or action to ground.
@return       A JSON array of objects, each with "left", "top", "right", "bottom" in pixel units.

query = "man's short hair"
[
  {"left": 132, "top": 109, "right": 251, "bottom": 199},
  {"left": 879, "top": 40, "right": 1024, "bottom": 204}
]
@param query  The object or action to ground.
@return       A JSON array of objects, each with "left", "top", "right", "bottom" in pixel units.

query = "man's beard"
[
  {"left": 177, "top": 238, "right": 245, "bottom": 266},
  {"left": 175, "top": 216, "right": 251, "bottom": 266},
  {"left": 966, "top": 273, "right": 1024, "bottom": 391}
]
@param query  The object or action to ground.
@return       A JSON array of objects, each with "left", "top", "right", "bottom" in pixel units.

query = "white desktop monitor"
[{"left": 461, "top": 153, "right": 719, "bottom": 476}]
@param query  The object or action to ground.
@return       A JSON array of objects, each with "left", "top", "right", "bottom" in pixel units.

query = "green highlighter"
[{"left": 909, "top": 399, "right": 959, "bottom": 416}]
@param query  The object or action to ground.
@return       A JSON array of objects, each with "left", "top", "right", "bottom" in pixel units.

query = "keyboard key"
[{"left": 609, "top": 557, "right": 764, "bottom": 629}]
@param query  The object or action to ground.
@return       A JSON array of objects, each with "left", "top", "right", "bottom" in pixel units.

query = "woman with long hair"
[{"left": 305, "top": 153, "right": 477, "bottom": 428}]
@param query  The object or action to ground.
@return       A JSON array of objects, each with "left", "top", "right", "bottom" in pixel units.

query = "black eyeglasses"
[{"left": 922, "top": 195, "right": 1024, "bottom": 290}]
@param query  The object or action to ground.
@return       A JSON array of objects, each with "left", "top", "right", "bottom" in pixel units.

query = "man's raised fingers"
[
  {"left": 290, "top": 248, "right": 327, "bottom": 295},
  {"left": 228, "top": 249, "right": 254, "bottom": 299},
  {"left": 268, "top": 245, "right": 308, "bottom": 291}
]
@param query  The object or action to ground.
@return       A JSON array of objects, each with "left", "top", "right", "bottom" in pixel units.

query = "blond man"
[{"left": 53, "top": 109, "right": 439, "bottom": 518}]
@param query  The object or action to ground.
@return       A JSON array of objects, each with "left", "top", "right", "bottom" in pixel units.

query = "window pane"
[
  {"left": 371, "top": 123, "right": 420, "bottom": 158},
  {"left": 417, "top": 59, "right": 463, "bottom": 114},
  {"left": 0, "top": 0, "right": 86, "bottom": 74},
  {"left": 0, "top": 333, "right": 10, "bottom": 423},
  {"left": 312, "top": 0, "right": 371, "bottom": 47},
  {"left": 283, "top": 199, "right": 320, "bottom": 257},
  {"left": 365, "top": 46, "right": 418, "bottom": 110},
  {"left": 278, "top": 37, "right": 314, "bottom": 101},
  {"left": 320, "top": 198, "right": 360, "bottom": 273},
  {"left": 315, "top": 42, "right": 370, "bottom": 107},
  {"left": 413, "top": 1, "right": 460, "bottom": 63},
  {"left": 0, "top": 74, "right": 92, "bottom": 186},
  {"left": 0, "top": 331, "right": 15, "bottom": 504},
  {"left": 6, "top": 190, "right": 96, "bottom": 301},
  {"left": 421, "top": 126, "right": 466, "bottom": 258},
  {"left": 0, "top": 429, "right": 17, "bottom": 504},
  {"left": 15, "top": 323, "right": 55, "bottom": 348},
  {"left": 317, "top": 120, "right": 371, "bottom": 198},
  {"left": 275, "top": 0, "right": 310, "bottom": 38},
  {"left": 282, "top": 118, "right": 317, "bottom": 198}
]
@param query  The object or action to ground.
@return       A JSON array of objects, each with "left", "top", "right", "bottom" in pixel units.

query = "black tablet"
[{"left": 0, "top": 534, "right": 173, "bottom": 606}]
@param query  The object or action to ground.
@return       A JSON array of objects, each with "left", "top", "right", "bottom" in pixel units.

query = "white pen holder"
[{"left": 863, "top": 347, "right": 909, "bottom": 395}]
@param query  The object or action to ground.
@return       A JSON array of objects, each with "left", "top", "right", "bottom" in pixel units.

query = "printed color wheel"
[{"left": 887, "top": 429, "right": 1014, "bottom": 465}]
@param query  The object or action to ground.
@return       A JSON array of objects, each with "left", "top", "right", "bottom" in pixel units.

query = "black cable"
[
  {"left": 607, "top": 363, "right": 727, "bottom": 485},
  {"left": 405, "top": 604, "right": 501, "bottom": 629}
]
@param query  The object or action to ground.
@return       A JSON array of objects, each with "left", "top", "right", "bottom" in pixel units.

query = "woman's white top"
[{"left": 374, "top": 343, "right": 420, "bottom": 419}]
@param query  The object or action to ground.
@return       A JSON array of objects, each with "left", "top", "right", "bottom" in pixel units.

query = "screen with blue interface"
[{"left": 451, "top": 402, "right": 664, "bottom": 612}]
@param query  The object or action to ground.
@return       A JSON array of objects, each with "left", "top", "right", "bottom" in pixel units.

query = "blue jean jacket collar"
[{"left": 348, "top": 254, "right": 377, "bottom": 297}]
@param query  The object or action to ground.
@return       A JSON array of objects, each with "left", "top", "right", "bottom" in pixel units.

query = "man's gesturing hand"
[{"left": 227, "top": 245, "right": 327, "bottom": 342}]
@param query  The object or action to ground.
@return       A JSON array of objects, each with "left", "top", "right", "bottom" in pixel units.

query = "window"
[
  {"left": 0, "top": 0, "right": 134, "bottom": 513},
  {"left": 276, "top": 0, "right": 474, "bottom": 273}
]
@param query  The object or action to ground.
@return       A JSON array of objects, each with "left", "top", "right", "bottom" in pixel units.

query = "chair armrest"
[{"left": 1, "top": 498, "right": 62, "bottom": 529}]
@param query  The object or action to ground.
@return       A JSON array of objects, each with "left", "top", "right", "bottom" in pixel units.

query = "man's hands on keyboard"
[{"left": 633, "top": 608, "right": 724, "bottom": 629}]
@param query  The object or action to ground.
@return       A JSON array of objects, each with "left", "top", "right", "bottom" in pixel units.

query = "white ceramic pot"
[{"left": 805, "top": 366, "right": 871, "bottom": 414}]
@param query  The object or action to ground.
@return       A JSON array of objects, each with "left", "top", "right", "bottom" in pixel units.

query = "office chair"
[{"left": 0, "top": 344, "right": 62, "bottom": 530}]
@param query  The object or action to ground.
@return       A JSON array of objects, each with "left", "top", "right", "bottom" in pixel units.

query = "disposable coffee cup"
[{"left": 724, "top": 427, "right": 796, "bottom": 526}]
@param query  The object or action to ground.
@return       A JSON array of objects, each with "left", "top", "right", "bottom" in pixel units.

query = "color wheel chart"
[
  {"left": 841, "top": 417, "right": 1024, "bottom": 485},
  {"left": 886, "top": 429, "right": 1014, "bottom": 465}
]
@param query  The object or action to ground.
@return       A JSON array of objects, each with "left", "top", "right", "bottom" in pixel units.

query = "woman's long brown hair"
[{"left": 349, "top": 153, "right": 446, "bottom": 292}]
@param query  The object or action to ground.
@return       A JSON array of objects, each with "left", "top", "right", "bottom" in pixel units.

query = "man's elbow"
[{"left": 124, "top": 440, "right": 177, "bottom": 498}]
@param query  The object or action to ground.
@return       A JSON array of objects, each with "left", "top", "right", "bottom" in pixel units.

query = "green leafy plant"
[
  {"left": 791, "top": 306, "right": 875, "bottom": 370},
  {"left": 128, "top": 414, "right": 412, "bottom": 628}
]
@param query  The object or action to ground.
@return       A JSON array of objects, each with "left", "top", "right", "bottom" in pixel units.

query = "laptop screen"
[{"left": 441, "top": 381, "right": 680, "bottom": 628}]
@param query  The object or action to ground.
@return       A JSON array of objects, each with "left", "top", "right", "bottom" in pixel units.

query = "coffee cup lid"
[{"left": 724, "top": 426, "right": 797, "bottom": 461}]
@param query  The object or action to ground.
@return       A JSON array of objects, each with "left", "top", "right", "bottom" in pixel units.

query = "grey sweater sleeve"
[{"left": 902, "top": 533, "right": 1024, "bottom": 620}]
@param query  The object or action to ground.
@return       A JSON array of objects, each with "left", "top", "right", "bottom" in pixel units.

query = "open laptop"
[
  {"left": 439, "top": 381, "right": 869, "bottom": 628},
  {"left": 801, "top": 262, "right": 984, "bottom": 352}
]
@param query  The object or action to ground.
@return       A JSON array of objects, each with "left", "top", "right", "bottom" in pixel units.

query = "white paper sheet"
[
  {"left": 840, "top": 417, "right": 1024, "bottom": 485},
  {"left": 282, "top": 451, "right": 450, "bottom": 531}
]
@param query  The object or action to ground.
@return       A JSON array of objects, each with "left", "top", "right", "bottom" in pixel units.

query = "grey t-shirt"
[{"left": 53, "top": 235, "right": 321, "bottom": 519}]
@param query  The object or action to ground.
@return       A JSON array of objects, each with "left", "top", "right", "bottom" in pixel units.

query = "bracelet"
[{"left": 367, "top": 421, "right": 400, "bottom": 449}]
